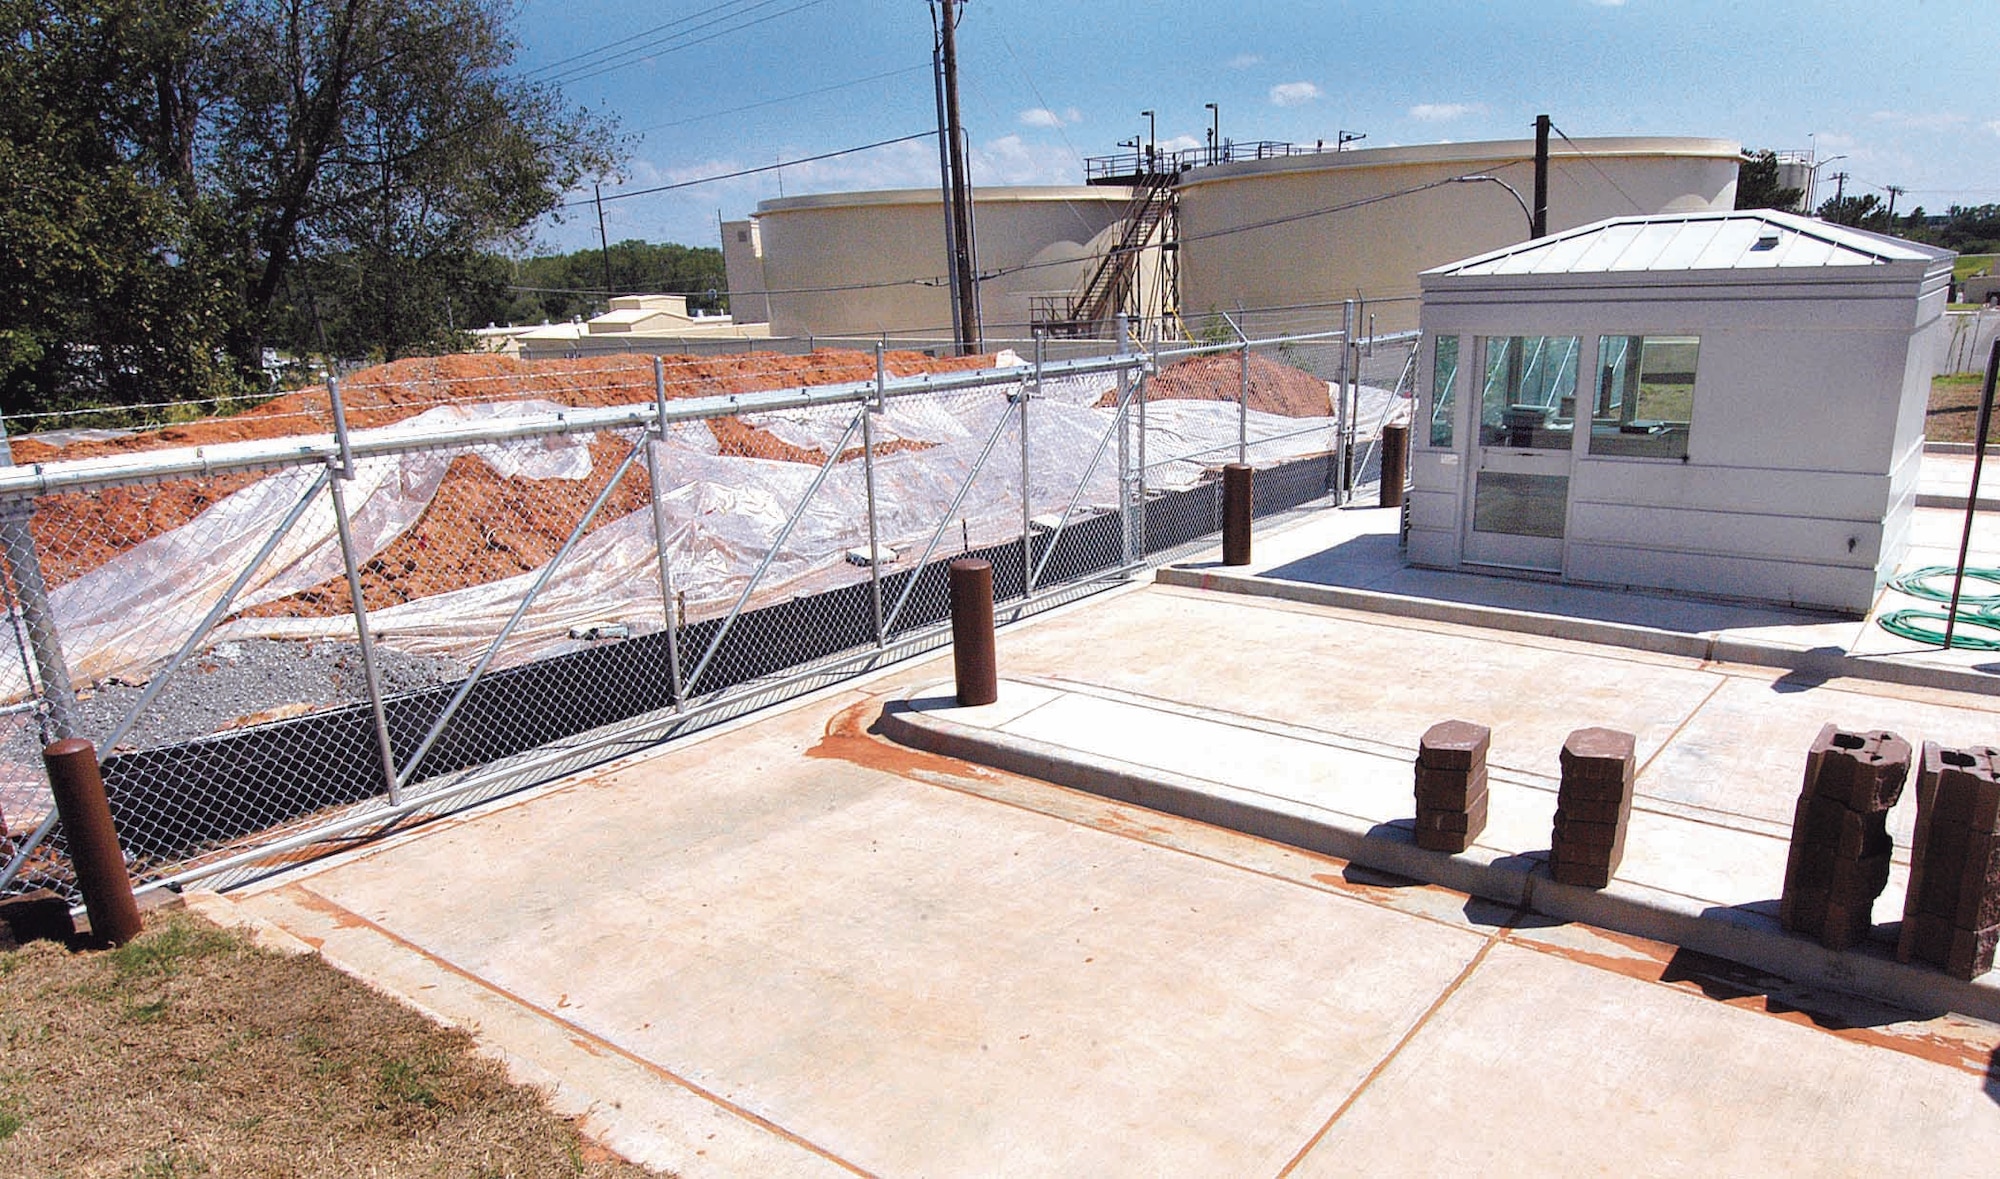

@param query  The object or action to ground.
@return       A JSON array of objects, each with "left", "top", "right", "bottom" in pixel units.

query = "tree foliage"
[
  {"left": 1817, "top": 192, "right": 1892, "bottom": 233},
  {"left": 1734, "top": 149, "right": 1803, "bottom": 213},
  {"left": 498, "top": 240, "right": 730, "bottom": 327},
  {"left": 0, "top": 0, "right": 623, "bottom": 414}
]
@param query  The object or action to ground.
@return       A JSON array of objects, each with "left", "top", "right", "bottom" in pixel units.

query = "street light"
[
  {"left": 1455, "top": 175, "right": 1536, "bottom": 239},
  {"left": 1807, "top": 153, "right": 1848, "bottom": 209},
  {"left": 1204, "top": 102, "right": 1219, "bottom": 166},
  {"left": 1141, "top": 109, "right": 1156, "bottom": 169}
]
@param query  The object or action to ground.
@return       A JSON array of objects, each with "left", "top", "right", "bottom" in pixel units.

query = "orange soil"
[
  {"left": 21, "top": 350, "right": 989, "bottom": 595},
  {"left": 1103, "top": 352, "right": 1334, "bottom": 418}
]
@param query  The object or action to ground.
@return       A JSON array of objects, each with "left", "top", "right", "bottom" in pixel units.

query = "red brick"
[
  {"left": 1417, "top": 720, "right": 1490, "bottom": 772},
  {"left": 1549, "top": 858, "right": 1615, "bottom": 889},
  {"left": 1556, "top": 793, "right": 1629, "bottom": 825},
  {"left": 1898, "top": 909, "right": 1955, "bottom": 966},
  {"left": 1415, "top": 827, "right": 1474, "bottom": 854},
  {"left": 1945, "top": 924, "right": 2000, "bottom": 980},
  {"left": 1414, "top": 766, "right": 1487, "bottom": 809},
  {"left": 1805, "top": 724, "right": 1910, "bottom": 813},
  {"left": 1416, "top": 791, "right": 1489, "bottom": 836}
]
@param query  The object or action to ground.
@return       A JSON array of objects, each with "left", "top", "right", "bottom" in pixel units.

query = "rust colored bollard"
[
  {"left": 1222, "top": 462, "right": 1253, "bottom": 566},
  {"left": 949, "top": 558, "right": 998, "bottom": 707},
  {"left": 43, "top": 738, "right": 141, "bottom": 947},
  {"left": 1379, "top": 423, "right": 1408, "bottom": 510}
]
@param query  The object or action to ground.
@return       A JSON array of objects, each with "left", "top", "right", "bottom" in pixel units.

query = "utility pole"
[
  {"left": 936, "top": 0, "right": 980, "bottom": 355},
  {"left": 1832, "top": 172, "right": 1849, "bottom": 203},
  {"left": 594, "top": 184, "right": 614, "bottom": 308},
  {"left": 1886, "top": 184, "right": 1905, "bottom": 221},
  {"left": 1532, "top": 113, "right": 1550, "bottom": 239}
]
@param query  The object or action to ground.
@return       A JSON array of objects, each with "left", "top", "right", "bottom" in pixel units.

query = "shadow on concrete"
[
  {"left": 1658, "top": 942, "right": 1945, "bottom": 1029},
  {"left": 1769, "top": 665, "right": 1835, "bottom": 694}
]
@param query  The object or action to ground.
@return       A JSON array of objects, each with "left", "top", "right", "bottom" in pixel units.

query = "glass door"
[{"left": 1462, "top": 335, "right": 1582, "bottom": 572}]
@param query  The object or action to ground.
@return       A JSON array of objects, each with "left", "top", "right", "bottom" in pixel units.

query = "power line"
[
  {"left": 1548, "top": 123, "right": 1647, "bottom": 214},
  {"left": 563, "top": 131, "right": 933, "bottom": 207},
  {"left": 524, "top": 0, "right": 766, "bottom": 78},
  {"left": 628, "top": 64, "right": 929, "bottom": 135},
  {"left": 537, "top": 0, "right": 830, "bottom": 88}
]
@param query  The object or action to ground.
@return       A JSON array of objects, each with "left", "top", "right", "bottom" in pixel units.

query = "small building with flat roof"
[{"left": 1409, "top": 210, "right": 1955, "bottom": 613}]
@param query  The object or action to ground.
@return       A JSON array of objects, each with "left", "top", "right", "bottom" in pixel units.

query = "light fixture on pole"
[
  {"left": 1455, "top": 175, "right": 1536, "bottom": 239},
  {"left": 1141, "top": 109, "right": 1156, "bottom": 169},
  {"left": 1204, "top": 102, "right": 1219, "bottom": 166}
]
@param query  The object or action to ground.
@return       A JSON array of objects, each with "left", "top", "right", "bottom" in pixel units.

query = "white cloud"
[
  {"left": 1269, "top": 81, "right": 1323, "bottom": 107},
  {"left": 1987, "top": 120, "right": 2000, "bottom": 137},
  {"left": 1159, "top": 134, "right": 1203, "bottom": 153},
  {"left": 1408, "top": 102, "right": 1482, "bottom": 122},
  {"left": 1227, "top": 53, "right": 1263, "bottom": 69},
  {"left": 1869, "top": 110, "right": 1969, "bottom": 131},
  {"left": 1587, "top": 0, "right": 1626, "bottom": 6},
  {"left": 1018, "top": 107, "right": 1083, "bottom": 129}
]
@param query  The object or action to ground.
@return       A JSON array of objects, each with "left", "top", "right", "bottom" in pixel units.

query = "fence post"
[
  {"left": 1020, "top": 338, "right": 1037, "bottom": 599},
  {"left": 1338, "top": 300, "right": 1354, "bottom": 502},
  {"left": 865, "top": 345, "right": 887, "bottom": 647},
  {"left": 328, "top": 467, "right": 401, "bottom": 803},
  {"left": 44, "top": 738, "right": 141, "bottom": 946},
  {"left": 1116, "top": 315, "right": 1135, "bottom": 564},
  {"left": 1237, "top": 325, "right": 1250, "bottom": 467},
  {"left": 0, "top": 420, "right": 79, "bottom": 741},
  {"left": 949, "top": 558, "right": 997, "bottom": 706},
  {"left": 1380, "top": 423, "right": 1408, "bottom": 509},
  {"left": 1223, "top": 463, "right": 1254, "bottom": 566},
  {"left": 648, "top": 357, "right": 687, "bottom": 708}
]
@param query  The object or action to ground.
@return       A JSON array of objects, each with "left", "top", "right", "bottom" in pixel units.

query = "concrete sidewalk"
[
  {"left": 1157, "top": 496, "right": 2000, "bottom": 695},
  {"left": 198, "top": 655, "right": 2000, "bottom": 1175},
  {"left": 883, "top": 576, "right": 2000, "bottom": 1022}
]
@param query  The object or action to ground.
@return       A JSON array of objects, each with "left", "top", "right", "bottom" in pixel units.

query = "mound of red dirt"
[
  {"left": 23, "top": 350, "right": 995, "bottom": 594},
  {"left": 1098, "top": 352, "right": 1332, "bottom": 418}
]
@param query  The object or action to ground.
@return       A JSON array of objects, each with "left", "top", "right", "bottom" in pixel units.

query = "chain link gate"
[{"left": 0, "top": 323, "right": 1386, "bottom": 903}]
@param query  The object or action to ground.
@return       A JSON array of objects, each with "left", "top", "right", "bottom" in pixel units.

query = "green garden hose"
[
  {"left": 1876, "top": 608, "right": 2000, "bottom": 650},
  {"left": 1877, "top": 565, "right": 2000, "bottom": 649},
  {"left": 1886, "top": 564, "right": 2000, "bottom": 606}
]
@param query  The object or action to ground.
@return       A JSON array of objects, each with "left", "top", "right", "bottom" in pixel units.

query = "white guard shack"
[{"left": 1408, "top": 210, "right": 1954, "bottom": 613}]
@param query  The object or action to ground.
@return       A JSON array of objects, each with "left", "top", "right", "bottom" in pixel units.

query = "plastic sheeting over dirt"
[{"left": 7, "top": 374, "right": 1404, "bottom": 696}]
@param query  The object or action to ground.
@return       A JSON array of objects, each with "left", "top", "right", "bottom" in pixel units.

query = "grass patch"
[
  {"left": 0, "top": 910, "right": 662, "bottom": 1177},
  {"left": 1928, "top": 372, "right": 2000, "bottom": 445}
]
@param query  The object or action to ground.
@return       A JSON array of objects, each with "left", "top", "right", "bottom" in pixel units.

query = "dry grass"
[
  {"left": 0, "top": 909, "right": 663, "bottom": 1178},
  {"left": 1928, "top": 373, "right": 2000, "bottom": 445}
]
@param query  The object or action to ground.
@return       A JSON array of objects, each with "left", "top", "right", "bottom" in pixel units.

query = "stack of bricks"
[
  {"left": 1898, "top": 742, "right": 2000, "bottom": 979},
  {"left": 1779, "top": 725, "right": 1909, "bottom": 951},
  {"left": 1550, "top": 727, "right": 1636, "bottom": 889},
  {"left": 1413, "top": 720, "right": 1490, "bottom": 854}
]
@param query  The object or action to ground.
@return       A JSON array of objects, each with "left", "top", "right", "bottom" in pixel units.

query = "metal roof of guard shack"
[{"left": 1422, "top": 210, "right": 1954, "bottom": 285}]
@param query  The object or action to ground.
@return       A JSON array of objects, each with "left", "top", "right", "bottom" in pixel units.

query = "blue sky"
[{"left": 513, "top": 0, "right": 2000, "bottom": 254}]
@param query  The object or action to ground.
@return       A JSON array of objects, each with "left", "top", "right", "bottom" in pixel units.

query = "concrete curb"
[
  {"left": 1154, "top": 565, "right": 2000, "bottom": 699},
  {"left": 878, "top": 691, "right": 2000, "bottom": 1023}
]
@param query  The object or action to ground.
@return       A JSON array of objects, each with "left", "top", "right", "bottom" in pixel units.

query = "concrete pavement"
[{"left": 191, "top": 620, "right": 2000, "bottom": 1175}]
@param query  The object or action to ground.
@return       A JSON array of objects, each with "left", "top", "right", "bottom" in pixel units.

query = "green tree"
[
  {"left": 0, "top": 0, "right": 622, "bottom": 413},
  {"left": 1817, "top": 192, "right": 1891, "bottom": 232},
  {"left": 210, "top": 0, "right": 623, "bottom": 368},
  {"left": 1734, "top": 149, "right": 1803, "bottom": 212},
  {"left": 0, "top": 0, "right": 237, "bottom": 415},
  {"left": 505, "top": 240, "right": 729, "bottom": 325}
]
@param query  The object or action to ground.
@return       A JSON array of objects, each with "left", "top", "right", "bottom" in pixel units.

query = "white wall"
[
  {"left": 1178, "top": 137, "right": 1740, "bottom": 331},
  {"left": 749, "top": 188, "right": 1135, "bottom": 340}
]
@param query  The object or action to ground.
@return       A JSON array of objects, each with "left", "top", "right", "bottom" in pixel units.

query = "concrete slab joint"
[
  {"left": 1781, "top": 725, "right": 1910, "bottom": 952},
  {"left": 1550, "top": 728, "right": 1637, "bottom": 890},
  {"left": 1414, "top": 720, "right": 1491, "bottom": 854},
  {"left": 1898, "top": 741, "right": 2000, "bottom": 979}
]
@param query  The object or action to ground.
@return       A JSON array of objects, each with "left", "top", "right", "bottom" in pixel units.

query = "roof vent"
[{"left": 1752, "top": 228, "right": 1782, "bottom": 251}]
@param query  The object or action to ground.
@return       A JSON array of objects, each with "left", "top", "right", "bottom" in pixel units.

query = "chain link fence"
[{"left": 0, "top": 323, "right": 1416, "bottom": 903}]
